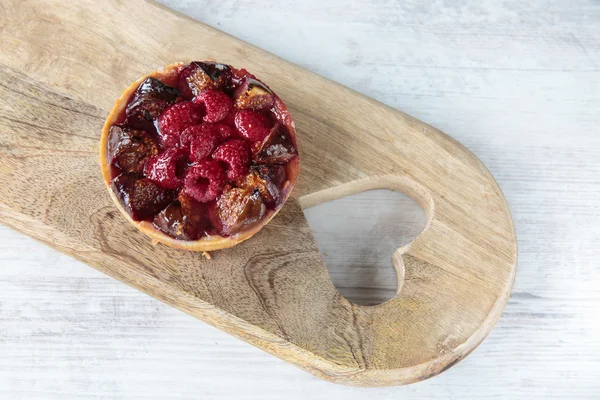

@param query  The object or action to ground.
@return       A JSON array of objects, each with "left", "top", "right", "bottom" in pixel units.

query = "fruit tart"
[{"left": 100, "top": 62, "right": 299, "bottom": 251}]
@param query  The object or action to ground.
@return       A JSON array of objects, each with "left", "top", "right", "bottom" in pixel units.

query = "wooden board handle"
[{"left": 0, "top": 0, "right": 517, "bottom": 386}]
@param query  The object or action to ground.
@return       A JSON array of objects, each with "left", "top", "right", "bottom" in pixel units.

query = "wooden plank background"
[{"left": 1, "top": 0, "right": 599, "bottom": 398}]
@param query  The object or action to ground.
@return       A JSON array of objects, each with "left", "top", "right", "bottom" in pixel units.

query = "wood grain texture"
[
  {"left": 0, "top": 0, "right": 518, "bottom": 388},
  {"left": 0, "top": 0, "right": 598, "bottom": 398}
]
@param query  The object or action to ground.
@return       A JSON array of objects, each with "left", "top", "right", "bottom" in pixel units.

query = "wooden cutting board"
[{"left": 0, "top": 0, "right": 517, "bottom": 387}]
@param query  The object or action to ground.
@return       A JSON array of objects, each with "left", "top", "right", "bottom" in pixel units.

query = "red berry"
[
  {"left": 143, "top": 148, "right": 188, "bottom": 190},
  {"left": 214, "top": 124, "right": 237, "bottom": 141},
  {"left": 179, "top": 125, "right": 197, "bottom": 150},
  {"left": 179, "top": 124, "right": 220, "bottom": 162},
  {"left": 194, "top": 90, "right": 232, "bottom": 123},
  {"left": 234, "top": 110, "right": 273, "bottom": 142},
  {"left": 183, "top": 160, "right": 226, "bottom": 203},
  {"left": 189, "top": 127, "right": 220, "bottom": 163},
  {"left": 221, "top": 108, "right": 237, "bottom": 127},
  {"left": 212, "top": 139, "right": 250, "bottom": 181},
  {"left": 158, "top": 102, "right": 203, "bottom": 148}
]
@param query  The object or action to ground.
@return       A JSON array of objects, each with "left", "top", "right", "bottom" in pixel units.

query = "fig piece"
[
  {"left": 217, "top": 186, "right": 266, "bottom": 235},
  {"left": 241, "top": 165, "right": 286, "bottom": 208},
  {"left": 233, "top": 77, "right": 274, "bottom": 111},
  {"left": 108, "top": 125, "right": 158, "bottom": 174},
  {"left": 111, "top": 173, "right": 174, "bottom": 221},
  {"left": 180, "top": 61, "right": 232, "bottom": 96},
  {"left": 252, "top": 124, "right": 297, "bottom": 164},
  {"left": 126, "top": 77, "right": 179, "bottom": 121},
  {"left": 153, "top": 194, "right": 207, "bottom": 240}
]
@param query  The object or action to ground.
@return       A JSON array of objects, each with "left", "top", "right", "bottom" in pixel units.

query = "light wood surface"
[
  {"left": 2, "top": 0, "right": 517, "bottom": 389},
  {"left": 1, "top": 0, "right": 598, "bottom": 398}
]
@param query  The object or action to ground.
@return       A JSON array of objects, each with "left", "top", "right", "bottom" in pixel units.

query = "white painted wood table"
[{"left": 1, "top": 0, "right": 599, "bottom": 398}]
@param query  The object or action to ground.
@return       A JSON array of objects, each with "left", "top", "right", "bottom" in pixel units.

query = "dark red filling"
[{"left": 107, "top": 62, "right": 298, "bottom": 240}]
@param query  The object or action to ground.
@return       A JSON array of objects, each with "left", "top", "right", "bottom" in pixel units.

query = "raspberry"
[
  {"left": 157, "top": 102, "right": 203, "bottom": 148},
  {"left": 194, "top": 90, "right": 232, "bottom": 123},
  {"left": 111, "top": 173, "right": 174, "bottom": 221},
  {"left": 252, "top": 124, "right": 297, "bottom": 164},
  {"left": 180, "top": 124, "right": 220, "bottom": 162},
  {"left": 234, "top": 110, "right": 273, "bottom": 142},
  {"left": 189, "top": 130, "right": 220, "bottom": 162},
  {"left": 143, "top": 148, "right": 188, "bottom": 190},
  {"left": 212, "top": 139, "right": 250, "bottom": 181},
  {"left": 183, "top": 160, "right": 226, "bottom": 203},
  {"left": 214, "top": 124, "right": 237, "bottom": 141},
  {"left": 221, "top": 108, "right": 237, "bottom": 127},
  {"left": 126, "top": 77, "right": 179, "bottom": 121},
  {"left": 233, "top": 78, "right": 274, "bottom": 111},
  {"left": 108, "top": 125, "right": 158, "bottom": 174},
  {"left": 179, "top": 125, "right": 197, "bottom": 150}
]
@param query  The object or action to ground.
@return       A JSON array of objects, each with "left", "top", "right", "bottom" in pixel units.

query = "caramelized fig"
[
  {"left": 252, "top": 124, "right": 297, "bottom": 164},
  {"left": 108, "top": 125, "right": 158, "bottom": 174},
  {"left": 111, "top": 173, "right": 174, "bottom": 221},
  {"left": 126, "top": 77, "right": 179, "bottom": 121},
  {"left": 241, "top": 165, "right": 286, "bottom": 208},
  {"left": 153, "top": 194, "right": 207, "bottom": 240},
  {"left": 180, "top": 61, "right": 232, "bottom": 96},
  {"left": 233, "top": 77, "right": 274, "bottom": 111},
  {"left": 217, "top": 186, "right": 266, "bottom": 235}
]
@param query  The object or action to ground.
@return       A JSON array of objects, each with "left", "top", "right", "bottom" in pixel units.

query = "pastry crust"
[{"left": 100, "top": 63, "right": 299, "bottom": 251}]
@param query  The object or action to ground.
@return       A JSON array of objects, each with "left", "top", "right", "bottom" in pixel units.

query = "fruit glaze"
[{"left": 100, "top": 62, "right": 299, "bottom": 251}]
